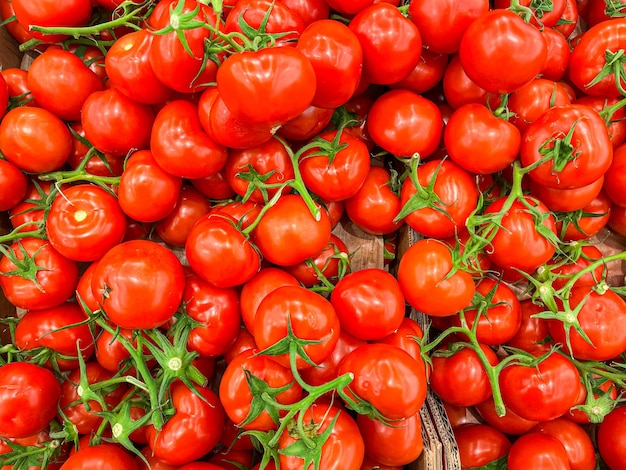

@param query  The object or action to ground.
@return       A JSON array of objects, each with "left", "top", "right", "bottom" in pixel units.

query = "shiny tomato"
[
  {"left": 558, "top": 190, "right": 612, "bottom": 241},
  {"left": 508, "top": 78, "right": 572, "bottom": 134},
  {"left": 61, "top": 444, "right": 138, "bottom": 470},
  {"left": 597, "top": 406, "right": 626, "bottom": 470},
  {"left": 283, "top": 233, "right": 349, "bottom": 287},
  {"left": 505, "top": 299, "right": 551, "bottom": 353},
  {"left": 507, "top": 432, "right": 571, "bottom": 470},
  {"left": 532, "top": 418, "right": 596, "bottom": 470},
  {"left": 529, "top": 176, "right": 604, "bottom": 213},
  {"left": 442, "top": 53, "right": 489, "bottom": 110},
  {"left": 0, "top": 159, "right": 27, "bottom": 212},
  {"left": 278, "top": 104, "right": 335, "bottom": 142},
  {"left": 474, "top": 396, "right": 538, "bottom": 436},
  {"left": 454, "top": 423, "right": 511, "bottom": 468},
  {"left": 155, "top": 185, "right": 212, "bottom": 247},
  {"left": 390, "top": 48, "right": 448, "bottom": 95},
  {"left": 11, "top": 0, "right": 92, "bottom": 43},
  {"left": 357, "top": 412, "right": 422, "bottom": 467}
]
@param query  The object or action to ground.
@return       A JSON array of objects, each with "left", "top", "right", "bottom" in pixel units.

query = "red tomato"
[
  {"left": 493, "top": 0, "right": 567, "bottom": 28},
  {"left": 508, "top": 78, "right": 572, "bottom": 134},
  {"left": 278, "top": 104, "right": 335, "bottom": 141},
  {"left": 191, "top": 169, "right": 236, "bottom": 201},
  {"left": 375, "top": 316, "right": 424, "bottom": 362},
  {"left": 390, "top": 48, "right": 448, "bottom": 94},
  {"left": 282, "top": 0, "right": 329, "bottom": 25},
  {"left": 11, "top": 0, "right": 92, "bottom": 43},
  {"left": 533, "top": 418, "right": 596, "bottom": 470},
  {"left": 558, "top": 190, "right": 612, "bottom": 241},
  {"left": 0, "top": 362, "right": 61, "bottom": 439},
  {"left": 576, "top": 96, "right": 626, "bottom": 149},
  {"left": 1, "top": 67, "right": 36, "bottom": 107},
  {"left": 91, "top": 240, "right": 186, "bottom": 329},
  {"left": 224, "top": 0, "right": 304, "bottom": 45},
  {"left": 507, "top": 432, "right": 571, "bottom": 470},
  {"left": 474, "top": 396, "right": 538, "bottom": 435},
  {"left": 459, "top": 9, "right": 547, "bottom": 94},
  {"left": 155, "top": 185, "right": 212, "bottom": 247},
  {"left": 46, "top": 184, "right": 127, "bottom": 262},
  {"left": 442, "top": 53, "right": 490, "bottom": 110},
  {"left": 283, "top": 233, "right": 349, "bottom": 287},
  {"left": 530, "top": 176, "right": 604, "bottom": 213},
  {"left": 603, "top": 142, "right": 626, "bottom": 206},
  {"left": 454, "top": 423, "right": 511, "bottom": 468},
  {"left": 597, "top": 406, "right": 626, "bottom": 470},
  {"left": 66, "top": 122, "right": 125, "bottom": 178},
  {"left": 324, "top": 0, "right": 373, "bottom": 15},
  {"left": 506, "top": 299, "right": 551, "bottom": 353},
  {"left": 541, "top": 28, "right": 571, "bottom": 81},
  {"left": 0, "top": 159, "right": 27, "bottom": 211}
]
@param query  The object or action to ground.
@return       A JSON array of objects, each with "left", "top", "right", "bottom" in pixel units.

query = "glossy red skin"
[
  {"left": 454, "top": 423, "right": 511, "bottom": 468},
  {"left": 442, "top": 54, "right": 489, "bottom": 110},
  {"left": 507, "top": 433, "right": 571, "bottom": 470},
  {"left": 344, "top": 166, "right": 403, "bottom": 235},
  {"left": 609, "top": 201, "right": 626, "bottom": 236},
  {"left": 146, "top": 382, "right": 224, "bottom": 466},
  {"left": 223, "top": 329, "right": 257, "bottom": 364},
  {"left": 183, "top": 270, "right": 241, "bottom": 357},
  {"left": 185, "top": 213, "right": 261, "bottom": 289},
  {"left": 15, "top": 302, "right": 95, "bottom": 371},
  {"left": 225, "top": 136, "right": 295, "bottom": 203},
  {"left": 484, "top": 196, "right": 557, "bottom": 274},
  {"left": 598, "top": 406, "right": 626, "bottom": 469},
  {"left": 148, "top": 0, "right": 218, "bottom": 94},
  {"left": 541, "top": 28, "right": 571, "bottom": 81},
  {"left": 66, "top": 122, "right": 125, "bottom": 178},
  {"left": 252, "top": 194, "right": 332, "bottom": 266},
  {"left": 217, "top": 48, "right": 316, "bottom": 126},
  {"left": 459, "top": 9, "right": 547, "bottom": 94},
  {"left": 325, "top": 0, "right": 373, "bottom": 15},
  {"left": 493, "top": 0, "right": 567, "bottom": 27},
  {"left": 239, "top": 267, "right": 300, "bottom": 334},
  {"left": 521, "top": 104, "right": 613, "bottom": 189},
  {"left": 278, "top": 104, "right": 335, "bottom": 141},
  {"left": 391, "top": 48, "right": 448, "bottom": 94},
  {"left": 150, "top": 100, "right": 229, "bottom": 179},
  {"left": 296, "top": 19, "right": 362, "bottom": 108},
  {"left": 62, "top": 445, "right": 138, "bottom": 469},
  {"left": 430, "top": 343, "right": 498, "bottom": 407},
  {"left": 0, "top": 362, "right": 60, "bottom": 439},
  {"left": 94, "top": 327, "right": 144, "bottom": 373},
  {"left": 282, "top": 0, "right": 329, "bottom": 25},
  {"left": 367, "top": 88, "right": 443, "bottom": 158},
  {"left": 0, "top": 238, "right": 79, "bottom": 311},
  {"left": 409, "top": 0, "right": 488, "bottom": 54},
  {"left": 12, "top": 0, "right": 92, "bottom": 43},
  {"left": 81, "top": 88, "right": 154, "bottom": 157},
  {"left": 208, "top": 449, "right": 254, "bottom": 470},
  {"left": 254, "top": 285, "right": 340, "bottom": 369},
  {"left": 547, "top": 245, "right": 605, "bottom": 292},
  {"left": 27, "top": 48, "right": 102, "bottom": 121},
  {"left": 533, "top": 418, "right": 596, "bottom": 470},
  {"left": 224, "top": 0, "right": 304, "bottom": 45},
  {"left": 506, "top": 299, "right": 552, "bottom": 353},
  {"left": 209, "top": 201, "right": 262, "bottom": 229},
  {"left": 549, "top": 287, "right": 626, "bottom": 361},
  {"left": 357, "top": 412, "right": 422, "bottom": 467},
  {"left": 559, "top": 190, "right": 612, "bottom": 241},
  {"left": 104, "top": 29, "right": 173, "bottom": 104},
  {"left": 330, "top": 268, "right": 404, "bottom": 340},
  {"left": 278, "top": 405, "right": 364, "bottom": 470},
  {"left": 397, "top": 238, "right": 475, "bottom": 317},
  {"left": 603, "top": 142, "right": 626, "bottom": 206},
  {"left": 576, "top": 96, "right": 626, "bottom": 149},
  {"left": 46, "top": 184, "right": 127, "bottom": 262},
  {"left": 474, "top": 396, "right": 538, "bottom": 435},
  {"left": 569, "top": 18, "right": 626, "bottom": 97},
  {"left": 499, "top": 351, "right": 581, "bottom": 422},
  {"left": 508, "top": 78, "right": 572, "bottom": 134},
  {"left": 1, "top": 68, "right": 37, "bottom": 107},
  {"left": 349, "top": 3, "right": 421, "bottom": 85},
  {"left": 0, "top": 0, "right": 35, "bottom": 45},
  {"left": 554, "top": 0, "right": 579, "bottom": 37},
  {"left": 530, "top": 176, "right": 603, "bottom": 213},
  {"left": 190, "top": 168, "right": 236, "bottom": 201},
  {"left": 59, "top": 362, "right": 126, "bottom": 435},
  {"left": 400, "top": 159, "right": 478, "bottom": 238},
  {"left": 135, "top": 446, "right": 179, "bottom": 470},
  {"left": 91, "top": 240, "right": 185, "bottom": 329},
  {"left": 219, "top": 349, "right": 303, "bottom": 431},
  {"left": 338, "top": 343, "right": 427, "bottom": 420},
  {"left": 283, "top": 233, "right": 348, "bottom": 287},
  {"left": 155, "top": 185, "right": 212, "bottom": 247},
  {"left": 0, "top": 159, "right": 27, "bottom": 211},
  {"left": 0, "top": 107, "right": 71, "bottom": 172},
  {"left": 375, "top": 317, "right": 424, "bottom": 362}
]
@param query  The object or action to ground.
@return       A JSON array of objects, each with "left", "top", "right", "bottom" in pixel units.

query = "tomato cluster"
[{"left": 1, "top": 0, "right": 626, "bottom": 469}]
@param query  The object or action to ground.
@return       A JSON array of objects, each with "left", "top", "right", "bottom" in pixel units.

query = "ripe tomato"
[
  {"left": 155, "top": 185, "right": 212, "bottom": 247},
  {"left": 0, "top": 362, "right": 61, "bottom": 439},
  {"left": 532, "top": 418, "right": 596, "bottom": 470},
  {"left": 597, "top": 406, "right": 626, "bottom": 470},
  {"left": 507, "top": 432, "right": 571, "bottom": 470},
  {"left": 508, "top": 78, "right": 572, "bottom": 134},
  {"left": 442, "top": 53, "right": 490, "bottom": 110},
  {"left": 357, "top": 412, "right": 422, "bottom": 467},
  {"left": 506, "top": 299, "right": 551, "bottom": 353},
  {"left": 11, "top": 0, "right": 92, "bottom": 43},
  {"left": 530, "top": 176, "right": 604, "bottom": 213},
  {"left": 558, "top": 190, "right": 612, "bottom": 241},
  {"left": 541, "top": 28, "right": 571, "bottom": 81},
  {"left": 603, "top": 141, "right": 626, "bottom": 206},
  {"left": 454, "top": 423, "right": 511, "bottom": 468},
  {"left": 283, "top": 233, "right": 349, "bottom": 287},
  {"left": 91, "top": 240, "right": 186, "bottom": 329},
  {"left": 474, "top": 396, "right": 538, "bottom": 436},
  {"left": 0, "top": 160, "right": 27, "bottom": 212},
  {"left": 60, "top": 443, "right": 138, "bottom": 470},
  {"left": 390, "top": 48, "right": 448, "bottom": 94},
  {"left": 278, "top": 104, "right": 334, "bottom": 142}
]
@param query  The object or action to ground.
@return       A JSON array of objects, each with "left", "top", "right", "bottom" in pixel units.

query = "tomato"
[
  {"left": 0, "top": 106, "right": 71, "bottom": 172},
  {"left": 0, "top": 0, "right": 35, "bottom": 45},
  {"left": 540, "top": 28, "right": 571, "bottom": 81},
  {"left": 217, "top": 47, "right": 316, "bottom": 126},
  {"left": 94, "top": 327, "right": 148, "bottom": 374},
  {"left": 0, "top": 159, "right": 27, "bottom": 212},
  {"left": 135, "top": 446, "right": 179, "bottom": 470},
  {"left": 66, "top": 122, "right": 125, "bottom": 178},
  {"left": 324, "top": 0, "right": 372, "bottom": 15},
  {"left": 254, "top": 285, "right": 340, "bottom": 370},
  {"left": 357, "top": 412, "right": 422, "bottom": 467},
  {"left": 278, "top": 105, "right": 335, "bottom": 142},
  {"left": 0, "top": 238, "right": 79, "bottom": 311},
  {"left": 359, "top": 456, "right": 402, "bottom": 470},
  {"left": 397, "top": 238, "right": 475, "bottom": 317},
  {"left": 454, "top": 423, "right": 511, "bottom": 469},
  {"left": 337, "top": 343, "right": 427, "bottom": 420},
  {"left": 608, "top": 201, "right": 626, "bottom": 236},
  {"left": 60, "top": 444, "right": 138, "bottom": 470},
  {"left": 493, "top": 0, "right": 567, "bottom": 27},
  {"left": 155, "top": 185, "right": 212, "bottom": 247},
  {"left": 183, "top": 270, "right": 241, "bottom": 357},
  {"left": 506, "top": 299, "right": 552, "bottom": 353},
  {"left": 604, "top": 142, "right": 626, "bottom": 206},
  {"left": 118, "top": 149, "right": 183, "bottom": 223},
  {"left": 283, "top": 233, "right": 348, "bottom": 287},
  {"left": 459, "top": 9, "right": 547, "bottom": 94},
  {"left": 367, "top": 89, "right": 443, "bottom": 158},
  {"left": 430, "top": 343, "right": 498, "bottom": 407},
  {"left": 390, "top": 48, "right": 448, "bottom": 94},
  {"left": 252, "top": 194, "right": 332, "bottom": 266},
  {"left": 208, "top": 449, "right": 254, "bottom": 470},
  {"left": 0, "top": 362, "right": 60, "bottom": 439},
  {"left": 104, "top": 29, "right": 173, "bottom": 105},
  {"left": 348, "top": 3, "right": 421, "bottom": 85},
  {"left": 46, "top": 184, "right": 127, "bottom": 262},
  {"left": 278, "top": 405, "right": 364, "bottom": 470},
  {"left": 408, "top": 0, "right": 489, "bottom": 54},
  {"left": 520, "top": 104, "right": 613, "bottom": 189},
  {"left": 558, "top": 190, "right": 612, "bottom": 241},
  {"left": 530, "top": 176, "right": 604, "bottom": 213},
  {"left": 219, "top": 349, "right": 303, "bottom": 431},
  {"left": 532, "top": 418, "right": 596, "bottom": 470},
  {"left": 444, "top": 103, "right": 521, "bottom": 174},
  {"left": 474, "top": 396, "right": 538, "bottom": 435},
  {"left": 224, "top": 0, "right": 304, "bottom": 45},
  {"left": 150, "top": 100, "right": 229, "bottom": 179},
  {"left": 576, "top": 96, "right": 626, "bottom": 149},
  {"left": 597, "top": 406, "right": 626, "bottom": 470},
  {"left": 554, "top": 0, "right": 579, "bottom": 38},
  {"left": 91, "top": 240, "right": 186, "bottom": 329},
  {"left": 81, "top": 88, "right": 155, "bottom": 157},
  {"left": 185, "top": 213, "right": 261, "bottom": 289},
  {"left": 507, "top": 432, "right": 571, "bottom": 470},
  {"left": 59, "top": 362, "right": 126, "bottom": 435},
  {"left": 375, "top": 316, "right": 424, "bottom": 363},
  {"left": 1, "top": 67, "right": 36, "bottom": 107},
  {"left": 209, "top": 201, "right": 262, "bottom": 229},
  {"left": 190, "top": 169, "right": 236, "bottom": 201},
  {"left": 296, "top": 19, "right": 362, "bottom": 108},
  {"left": 441, "top": 54, "right": 489, "bottom": 110},
  {"left": 299, "top": 130, "right": 370, "bottom": 202},
  {"left": 330, "top": 268, "right": 404, "bottom": 340},
  {"left": 569, "top": 18, "right": 626, "bottom": 97},
  {"left": 483, "top": 195, "right": 557, "bottom": 274},
  {"left": 499, "top": 351, "right": 581, "bottom": 422},
  {"left": 344, "top": 166, "right": 404, "bottom": 235},
  {"left": 14, "top": 302, "right": 95, "bottom": 371},
  {"left": 11, "top": 0, "right": 92, "bottom": 43},
  {"left": 549, "top": 286, "right": 626, "bottom": 361},
  {"left": 148, "top": 0, "right": 219, "bottom": 94},
  {"left": 508, "top": 78, "right": 572, "bottom": 134}
]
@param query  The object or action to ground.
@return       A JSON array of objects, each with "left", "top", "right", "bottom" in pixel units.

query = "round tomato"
[
  {"left": 0, "top": 159, "right": 27, "bottom": 212},
  {"left": 154, "top": 185, "right": 212, "bottom": 247},
  {"left": 597, "top": 406, "right": 626, "bottom": 470},
  {"left": 11, "top": 0, "right": 92, "bottom": 43},
  {"left": 454, "top": 423, "right": 511, "bottom": 469},
  {"left": 507, "top": 432, "right": 570, "bottom": 470},
  {"left": 532, "top": 418, "right": 596, "bottom": 470},
  {"left": 357, "top": 412, "right": 422, "bottom": 467},
  {"left": 60, "top": 444, "right": 138, "bottom": 470}
]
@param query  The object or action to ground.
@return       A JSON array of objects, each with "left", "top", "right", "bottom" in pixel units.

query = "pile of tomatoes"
[{"left": 1, "top": 0, "right": 626, "bottom": 469}]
